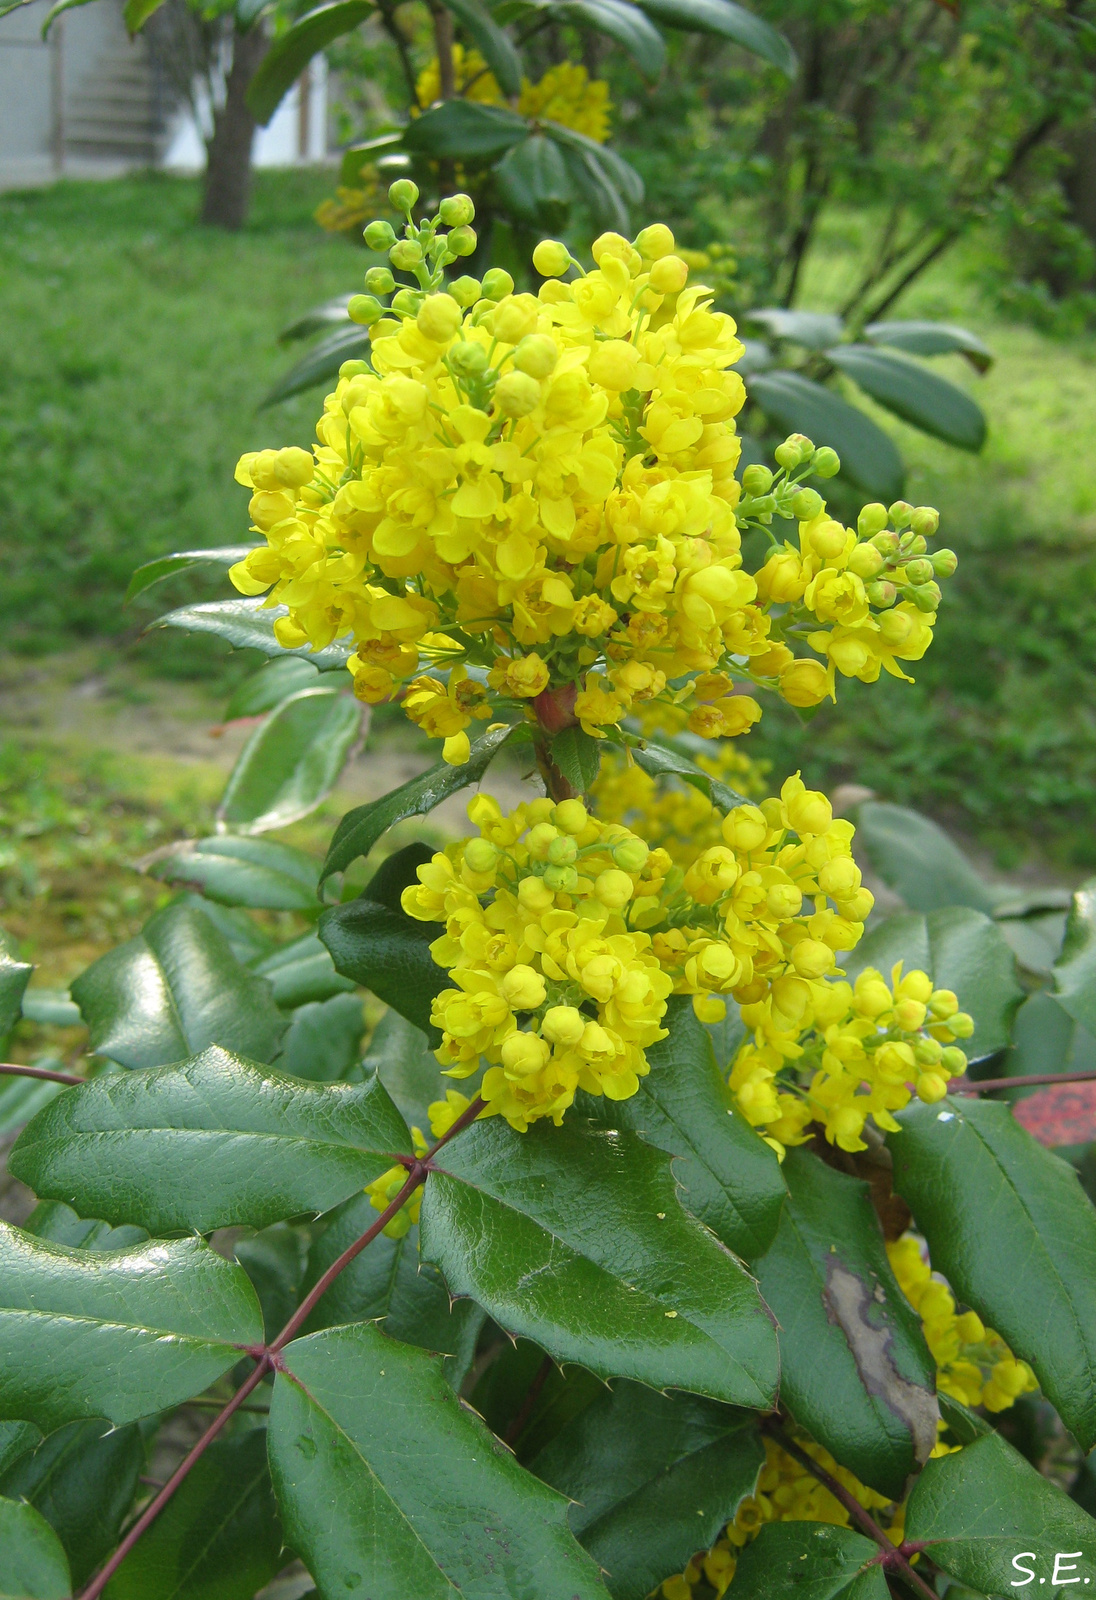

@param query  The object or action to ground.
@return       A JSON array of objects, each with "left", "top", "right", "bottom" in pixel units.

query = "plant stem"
[
  {"left": 0, "top": 1061, "right": 83, "bottom": 1087},
  {"left": 762, "top": 1422, "right": 940, "bottom": 1600},
  {"left": 952, "top": 1068, "right": 1096, "bottom": 1095}
]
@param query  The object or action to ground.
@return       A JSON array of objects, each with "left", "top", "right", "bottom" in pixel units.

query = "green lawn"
[{"left": 1, "top": 170, "right": 1094, "bottom": 865}]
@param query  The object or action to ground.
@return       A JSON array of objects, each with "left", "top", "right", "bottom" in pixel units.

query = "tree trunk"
[{"left": 200, "top": 21, "right": 268, "bottom": 231}]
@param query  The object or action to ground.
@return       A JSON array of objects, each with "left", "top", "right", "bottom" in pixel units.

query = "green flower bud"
[
  {"left": 865, "top": 579, "right": 897, "bottom": 608},
  {"left": 446, "top": 225, "right": 477, "bottom": 257},
  {"left": 338, "top": 359, "right": 370, "bottom": 379},
  {"left": 389, "top": 239, "right": 423, "bottom": 271},
  {"left": 544, "top": 863, "right": 579, "bottom": 892},
  {"left": 449, "top": 341, "right": 489, "bottom": 378},
  {"left": 931, "top": 547, "right": 958, "bottom": 578},
  {"left": 448, "top": 275, "right": 482, "bottom": 308},
  {"left": 612, "top": 837, "right": 649, "bottom": 873},
  {"left": 790, "top": 487, "right": 824, "bottom": 521},
  {"left": 911, "top": 505, "right": 940, "bottom": 538},
  {"left": 463, "top": 837, "right": 498, "bottom": 873},
  {"left": 532, "top": 239, "right": 572, "bottom": 277},
  {"left": 387, "top": 178, "right": 419, "bottom": 213},
  {"left": 888, "top": 500, "right": 914, "bottom": 530},
  {"left": 774, "top": 433, "right": 814, "bottom": 470},
  {"left": 847, "top": 542, "right": 884, "bottom": 579},
  {"left": 857, "top": 502, "right": 889, "bottom": 539},
  {"left": 903, "top": 557, "right": 935, "bottom": 585},
  {"left": 513, "top": 334, "right": 558, "bottom": 379},
  {"left": 812, "top": 445, "right": 841, "bottom": 478},
  {"left": 494, "top": 370, "right": 541, "bottom": 417},
  {"left": 480, "top": 268, "right": 515, "bottom": 301},
  {"left": 909, "top": 581, "right": 942, "bottom": 612},
  {"left": 741, "top": 464, "right": 774, "bottom": 495},
  {"left": 363, "top": 219, "right": 396, "bottom": 251},
  {"left": 347, "top": 294, "right": 383, "bottom": 326},
  {"left": 547, "top": 834, "right": 579, "bottom": 866},
  {"left": 390, "top": 287, "right": 424, "bottom": 317},
  {"left": 439, "top": 193, "right": 475, "bottom": 227},
  {"left": 364, "top": 266, "right": 395, "bottom": 295},
  {"left": 941, "top": 1045, "right": 967, "bottom": 1075}
]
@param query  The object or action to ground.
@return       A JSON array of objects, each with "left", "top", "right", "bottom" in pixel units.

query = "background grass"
[{"left": 1, "top": 170, "right": 1094, "bottom": 866}]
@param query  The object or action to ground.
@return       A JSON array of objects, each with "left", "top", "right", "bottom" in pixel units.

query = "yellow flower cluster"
[
  {"left": 230, "top": 191, "right": 955, "bottom": 766},
  {"left": 415, "top": 50, "right": 613, "bottom": 143},
  {"left": 399, "top": 774, "right": 878, "bottom": 1130},
  {"left": 727, "top": 961, "right": 974, "bottom": 1156}
]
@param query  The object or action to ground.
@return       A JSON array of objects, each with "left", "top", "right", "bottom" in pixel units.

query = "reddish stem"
[
  {"left": 952, "top": 1067, "right": 1096, "bottom": 1095},
  {"left": 0, "top": 1061, "right": 83, "bottom": 1087},
  {"left": 503, "top": 1352, "right": 554, "bottom": 1447}
]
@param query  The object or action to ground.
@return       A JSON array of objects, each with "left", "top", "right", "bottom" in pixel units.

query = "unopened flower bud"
[
  {"left": 389, "top": 239, "right": 423, "bottom": 270},
  {"left": 390, "top": 288, "right": 424, "bottom": 317},
  {"left": 870, "top": 529, "right": 900, "bottom": 559},
  {"left": 449, "top": 341, "right": 489, "bottom": 378},
  {"left": 542, "top": 1004, "right": 586, "bottom": 1045},
  {"left": 513, "top": 334, "right": 558, "bottom": 378},
  {"left": 949, "top": 1012, "right": 975, "bottom": 1039},
  {"left": 481, "top": 268, "right": 515, "bottom": 301},
  {"left": 931, "top": 548, "right": 958, "bottom": 578},
  {"left": 741, "top": 464, "right": 774, "bottom": 495},
  {"left": 364, "top": 266, "right": 394, "bottom": 295},
  {"left": 910, "top": 505, "right": 940, "bottom": 537},
  {"left": 903, "top": 557, "right": 935, "bottom": 585},
  {"left": 649, "top": 254, "right": 689, "bottom": 294},
  {"left": 941, "top": 1046, "right": 968, "bottom": 1075},
  {"left": 888, "top": 500, "right": 914, "bottom": 530},
  {"left": 909, "top": 581, "right": 941, "bottom": 612},
  {"left": 494, "top": 370, "right": 541, "bottom": 417},
  {"left": 917, "top": 1072, "right": 948, "bottom": 1104},
  {"left": 544, "top": 863, "right": 579, "bottom": 892},
  {"left": 348, "top": 294, "right": 383, "bottom": 326},
  {"left": 500, "top": 964, "right": 548, "bottom": 1010},
  {"left": 634, "top": 223, "right": 675, "bottom": 259},
  {"left": 775, "top": 434, "right": 814, "bottom": 470},
  {"left": 553, "top": 799, "right": 588, "bottom": 835},
  {"left": 388, "top": 178, "right": 419, "bottom": 212},
  {"left": 847, "top": 542, "right": 884, "bottom": 579},
  {"left": 865, "top": 580, "right": 897, "bottom": 608},
  {"left": 812, "top": 446, "right": 841, "bottom": 477},
  {"left": 857, "top": 503, "right": 889, "bottom": 539},
  {"left": 448, "top": 275, "right": 482, "bottom": 307},
  {"left": 547, "top": 834, "right": 579, "bottom": 866},
  {"left": 446, "top": 225, "right": 477, "bottom": 257},
  {"left": 364, "top": 219, "right": 396, "bottom": 250},
  {"left": 417, "top": 293, "right": 463, "bottom": 342},
  {"left": 791, "top": 488, "right": 824, "bottom": 520},
  {"left": 439, "top": 192, "right": 475, "bottom": 226},
  {"left": 595, "top": 869, "right": 634, "bottom": 909},
  {"left": 532, "top": 239, "right": 571, "bottom": 277},
  {"left": 612, "top": 837, "right": 649, "bottom": 873}
]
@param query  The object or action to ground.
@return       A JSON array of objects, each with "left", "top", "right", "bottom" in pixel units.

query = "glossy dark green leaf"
[
  {"left": 550, "top": 726, "right": 602, "bottom": 794},
  {"left": 262, "top": 325, "right": 373, "bottom": 407},
  {"left": 545, "top": 121, "right": 643, "bottom": 205},
  {"left": 0, "top": 1223, "right": 263, "bottom": 1432},
  {"left": 863, "top": 318, "right": 993, "bottom": 374},
  {"left": 852, "top": 800, "right": 1007, "bottom": 915},
  {"left": 528, "top": 1382, "right": 762, "bottom": 1600},
  {"left": 17, "top": 992, "right": 79, "bottom": 1027},
  {"left": 441, "top": 0, "right": 522, "bottom": 93},
  {"left": 997, "top": 908, "right": 1070, "bottom": 980},
  {"left": 279, "top": 993, "right": 366, "bottom": 1082},
  {"left": 1053, "top": 880, "right": 1096, "bottom": 1036},
  {"left": 747, "top": 370, "right": 903, "bottom": 500},
  {"left": 268, "top": 1323, "right": 611, "bottom": 1599},
  {"left": 0, "top": 1425, "right": 40, "bottom": 1478},
  {"left": 547, "top": 0, "right": 664, "bottom": 74},
  {"left": 1005, "top": 990, "right": 1096, "bottom": 1097},
  {"left": 0, "top": 1420, "right": 142, "bottom": 1586},
  {"left": 730, "top": 1520, "right": 888, "bottom": 1600},
  {"left": 300, "top": 1195, "right": 484, "bottom": 1389},
  {"left": 752, "top": 1148, "right": 936, "bottom": 1499},
  {"left": 583, "top": 998, "right": 785, "bottom": 1258},
  {"left": 319, "top": 898, "right": 446, "bottom": 1043},
  {"left": 235, "top": 1224, "right": 308, "bottom": 1339},
  {"left": 247, "top": 0, "right": 374, "bottom": 122},
  {"left": 0, "top": 1497, "right": 71, "bottom": 1600},
  {"left": 905, "top": 1429, "right": 1096, "bottom": 1593},
  {"left": 70, "top": 900, "right": 286, "bottom": 1070},
  {"left": 631, "top": 0, "right": 794, "bottom": 71},
  {"left": 153, "top": 597, "right": 354, "bottom": 668},
  {"left": 278, "top": 295, "right": 353, "bottom": 344},
  {"left": 177, "top": 897, "right": 275, "bottom": 965},
  {"left": 357, "top": 1007, "right": 455, "bottom": 1127},
  {"left": 104, "top": 1428, "right": 283, "bottom": 1600},
  {"left": 321, "top": 723, "right": 514, "bottom": 882},
  {"left": 0, "top": 1075, "right": 65, "bottom": 1139},
  {"left": 254, "top": 932, "right": 356, "bottom": 1009},
  {"left": 495, "top": 135, "right": 576, "bottom": 225},
  {"left": 403, "top": 99, "right": 529, "bottom": 160},
  {"left": 222, "top": 658, "right": 332, "bottom": 722},
  {"left": 845, "top": 907, "right": 1023, "bottom": 1064},
  {"left": 470, "top": 1338, "right": 602, "bottom": 1457},
  {"left": 422, "top": 1118, "right": 780, "bottom": 1407},
  {"left": 890, "top": 1096, "right": 1096, "bottom": 1450},
  {"left": 143, "top": 837, "right": 320, "bottom": 912},
  {"left": 218, "top": 687, "right": 361, "bottom": 835},
  {"left": 827, "top": 345, "right": 986, "bottom": 451},
  {"left": 361, "top": 843, "right": 436, "bottom": 910},
  {"left": 11, "top": 1045, "right": 411, "bottom": 1235},
  {"left": 557, "top": 141, "right": 629, "bottom": 232},
  {"left": 630, "top": 737, "right": 749, "bottom": 813},
  {"left": 24, "top": 1200, "right": 148, "bottom": 1253},
  {"left": 0, "top": 927, "right": 31, "bottom": 1041},
  {"left": 123, "top": 547, "right": 255, "bottom": 606},
  {"left": 749, "top": 308, "right": 844, "bottom": 349}
]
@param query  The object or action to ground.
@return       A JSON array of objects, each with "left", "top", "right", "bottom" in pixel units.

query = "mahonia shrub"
[{"left": 2, "top": 189, "right": 1096, "bottom": 1600}]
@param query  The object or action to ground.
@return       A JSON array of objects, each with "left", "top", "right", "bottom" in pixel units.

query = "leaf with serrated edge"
[
  {"left": 630, "top": 738, "right": 749, "bottom": 813},
  {"left": 889, "top": 1096, "right": 1096, "bottom": 1451},
  {"left": 421, "top": 1118, "right": 779, "bottom": 1408},
  {"left": 320, "top": 723, "right": 514, "bottom": 882},
  {"left": 0, "top": 1495, "right": 72, "bottom": 1600},
  {"left": 319, "top": 898, "right": 446, "bottom": 1043},
  {"left": 11, "top": 1045, "right": 411, "bottom": 1235},
  {"left": 358, "top": 1007, "right": 456, "bottom": 1128},
  {"left": 752, "top": 1149, "right": 936, "bottom": 1499},
  {"left": 124, "top": 547, "right": 256, "bottom": 606},
  {"left": 906, "top": 1429, "right": 1096, "bottom": 1594},
  {"left": 0, "top": 1223, "right": 262, "bottom": 1432},
  {"left": 730, "top": 1520, "right": 889, "bottom": 1600},
  {"left": 142, "top": 837, "right": 320, "bottom": 912},
  {"left": 550, "top": 726, "right": 602, "bottom": 793},
  {"left": 268, "top": 1322, "right": 611, "bottom": 1600},
  {"left": 153, "top": 597, "right": 354, "bottom": 668},
  {"left": 528, "top": 1381, "right": 762, "bottom": 1600},
  {"left": 69, "top": 900, "right": 286, "bottom": 1070},
  {"left": 218, "top": 687, "right": 362, "bottom": 834}
]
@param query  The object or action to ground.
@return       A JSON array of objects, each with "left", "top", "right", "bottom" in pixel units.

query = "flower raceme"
[
  {"left": 400, "top": 774, "right": 880, "bottom": 1130},
  {"left": 229, "top": 188, "right": 956, "bottom": 764},
  {"left": 415, "top": 50, "right": 614, "bottom": 144}
]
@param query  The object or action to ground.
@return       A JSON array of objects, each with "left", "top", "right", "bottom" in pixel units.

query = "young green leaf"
[
  {"left": 246, "top": 0, "right": 375, "bottom": 123},
  {"left": 0, "top": 1495, "right": 72, "bottom": 1600},
  {"left": 421, "top": 1118, "right": 780, "bottom": 1408},
  {"left": 845, "top": 907, "right": 1023, "bottom": 1063},
  {"left": 550, "top": 726, "right": 603, "bottom": 793},
  {"left": 268, "top": 1323, "right": 611, "bottom": 1600},
  {"left": 0, "top": 1223, "right": 263, "bottom": 1432},
  {"left": 153, "top": 598, "right": 354, "bottom": 669},
  {"left": 318, "top": 898, "right": 446, "bottom": 1044},
  {"left": 70, "top": 900, "right": 287, "bottom": 1070},
  {"left": 0, "top": 1420, "right": 142, "bottom": 1586},
  {"left": 0, "top": 926, "right": 32, "bottom": 1040},
  {"left": 582, "top": 997, "right": 785, "bottom": 1259},
  {"left": 629, "top": 739, "right": 750, "bottom": 814},
  {"left": 747, "top": 370, "right": 904, "bottom": 500},
  {"left": 103, "top": 1428, "right": 284, "bottom": 1600},
  {"left": 1053, "top": 880, "right": 1096, "bottom": 1036},
  {"left": 11, "top": 1045, "right": 412, "bottom": 1234},
  {"left": 852, "top": 801, "right": 1008, "bottom": 915},
  {"left": 890, "top": 1096, "right": 1096, "bottom": 1451},
  {"left": 300, "top": 1195, "right": 484, "bottom": 1390},
  {"left": 905, "top": 1429, "right": 1096, "bottom": 1593},
  {"left": 751, "top": 1149, "right": 936, "bottom": 1500},
  {"left": 217, "top": 687, "right": 362, "bottom": 834},
  {"left": 320, "top": 723, "right": 515, "bottom": 883},
  {"left": 123, "top": 547, "right": 256, "bottom": 606},
  {"left": 527, "top": 1381, "right": 762, "bottom": 1600},
  {"left": 178, "top": 896, "right": 276, "bottom": 965},
  {"left": 279, "top": 993, "right": 366, "bottom": 1082},
  {"left": 729, "top": 1520, "right": 889, "bottom": 1600},
  {"left": 253, "top": 932, "right": 357, "bottom": 1009},
  {"left": 142, "top": 837, "right": 320, "bottom": 911},
  {"left": 827, "top": 345, "right": 986, "bottom": 452}
]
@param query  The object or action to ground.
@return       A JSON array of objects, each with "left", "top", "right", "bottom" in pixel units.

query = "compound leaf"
[
  {"left": 827, "top": 345, "right": 986, "bottom": 451},
  {"left": 747, "top": 370, "right": 903, "bottom": 501}
]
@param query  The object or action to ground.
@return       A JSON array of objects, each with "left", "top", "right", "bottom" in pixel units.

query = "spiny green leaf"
[
  {"left": 0, "top": 1425, "right": 41, "bottom": 1478},
  {"left": 222, "top": 657, "right": 336, "bottom": 721},
  {"left": 318, "top": 897, "right": 446, "bottom": 1043},
  {"left": 246, "top": 0, "right": 375, "bottom": 123},
  {"left": 123, "top": 547, "right": 255, "bottom": 606},
  {"left": 357, "top": 1007, "right": 455, "bottom": 1128},
  {"left": 550, "top": 726, "right": 602, "bottom": 793},
  {"left": 218, "top": 687, "right": 362, "bottom": 834},
  {"left": 0, "top": 1223, "right": 263, "bottom": 1432},
  {"left": 24, "top": 1200, "right": 148, "bottom": 1253},
  {"left": 729, "top": 1520, "right": 888, "bottom": 1600},
  {"left": 422, "top": 1117, "right": 780, "bottom": 1408},
  {"left": 630, "top": 737, "right": 750, "bottom": 813},
  {"left": 234, "top": 1224, "right": 308, "bottom": 1340},
  {"left": 142, "top": 837, "right": 320, "bottom": 912},
  {"left": 752, "top": 1148, "right": 936, "bottom": 1499},
  {"left": 0, "top": 1496, "right": 72, "bottom": 1600},
  {"left": 890, "top": 1096, "right": 1096, "bottom": 1452},
  {"left": 70, "top": 900, "right": 287, "bottom": 1070},
  {"left": 268, "top": 1323, "right": 611, "bottom": 1599},
  {"left": 152, "top": 597, "right": 354, "bottom": 668},
  {"left": 11, "top": 1045, "right": 411, "bottom": 1235}
]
